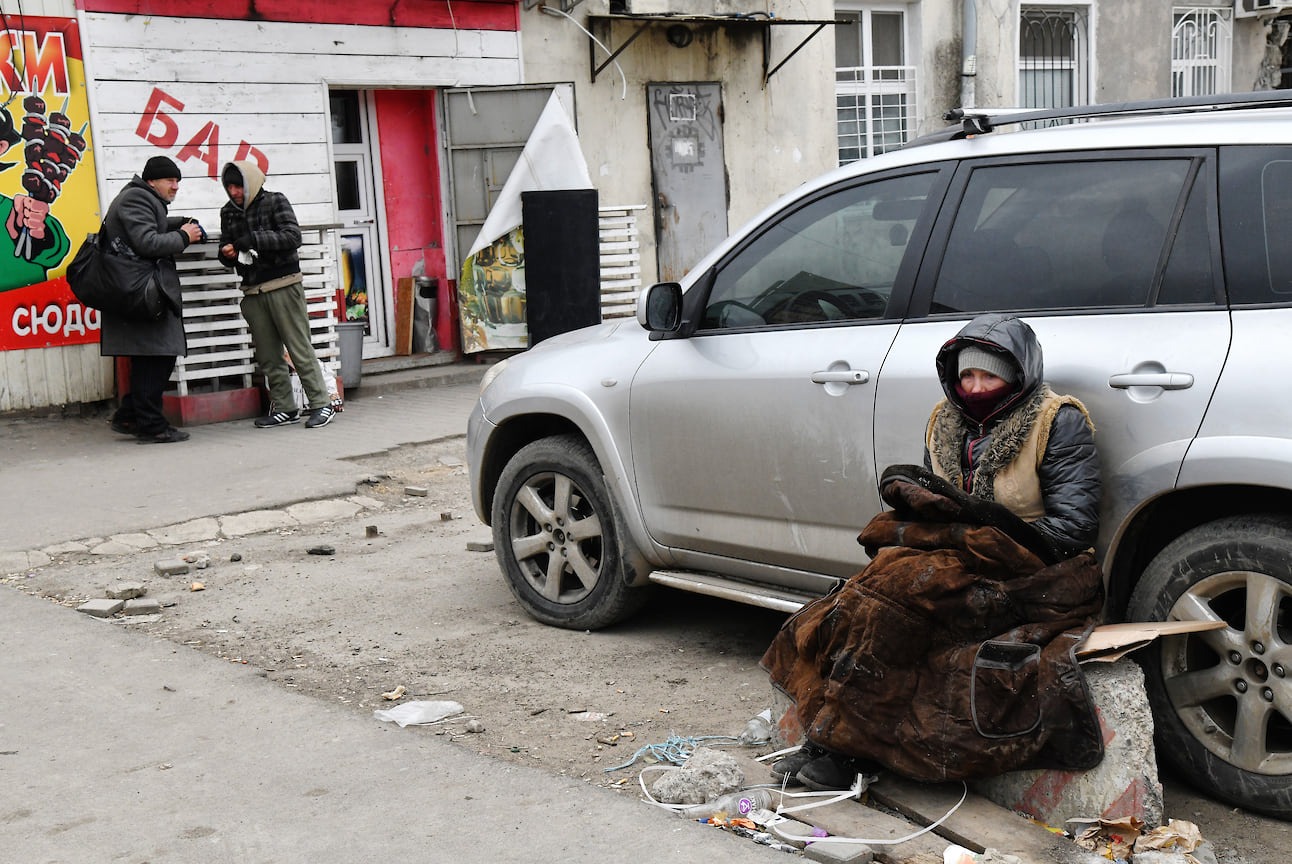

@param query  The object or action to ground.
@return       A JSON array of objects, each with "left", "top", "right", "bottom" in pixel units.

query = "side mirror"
[{"left": 637, "top": 282, "right": 683, "bottom": 332}]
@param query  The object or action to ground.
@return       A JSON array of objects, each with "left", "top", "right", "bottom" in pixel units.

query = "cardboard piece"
[{"left": 1076, "top": 620, "right": 1227, "bottom": 663}]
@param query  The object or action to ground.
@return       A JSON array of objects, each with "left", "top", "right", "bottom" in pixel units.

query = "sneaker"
[
  {"left": 136, "top": 426, "right": 191, "bottom": 445},
  {"left": 796, "top": 751, "right": 879, "bottom": 792},
  {"left": 304, "top": 406, "right": 335, "bottom": 428},
  {"left": 254, "top": 410, "right": 301, "bottom": 428},
  {"left": 109, "top": 418, "right": 135, "bottom": 435},
  {"left": 769, "top": 741, "right": 827, "bottom": 784}
]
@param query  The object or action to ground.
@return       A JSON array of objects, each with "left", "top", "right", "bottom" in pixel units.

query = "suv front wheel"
[
  {"left": 1129, "top": 514, "right": 1292, "bottom": 819},
  {"left": 491, "top": 435, "right": 649, "bottom": 630}
]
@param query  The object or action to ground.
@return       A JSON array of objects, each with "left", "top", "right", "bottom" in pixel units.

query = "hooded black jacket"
[
  {"left": 923, "top": 313, "right": 1101, "bottom": 558},
  {"left": 217, "top": 160, "right": 302, "bottom": 287}
]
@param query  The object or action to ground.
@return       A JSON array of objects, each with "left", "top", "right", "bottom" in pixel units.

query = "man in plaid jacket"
[{"left": 219, "top": 160, "right": 335, "bottom": 429}]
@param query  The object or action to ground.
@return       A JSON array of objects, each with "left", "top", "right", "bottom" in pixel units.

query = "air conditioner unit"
[{"left": 1235, "top": 0, "right": 1292, "bottom": 18}]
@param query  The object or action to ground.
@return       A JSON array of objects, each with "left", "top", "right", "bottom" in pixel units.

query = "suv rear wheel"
[
  {"left": 491, "top": 435, "right": 649, "bottom": 630},
  {"left": 1128, "top": 514, "right": 1292, "bottom": 818}
]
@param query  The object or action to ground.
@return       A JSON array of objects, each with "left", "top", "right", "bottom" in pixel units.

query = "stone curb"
[{"left": 0, "top": 493, "right": 392, "bottom": 578}]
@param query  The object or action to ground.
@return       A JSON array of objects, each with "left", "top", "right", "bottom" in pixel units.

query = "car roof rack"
[{"left": 906, "top": 89, "right": 1292, "bottom": 148}]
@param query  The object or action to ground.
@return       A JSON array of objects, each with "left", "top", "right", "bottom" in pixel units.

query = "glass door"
[{"left": 331, "top": 91, "right": 388, "bottom": 355}]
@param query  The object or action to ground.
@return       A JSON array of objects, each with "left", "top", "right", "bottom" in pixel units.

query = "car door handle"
[
  {"left": 811, "top": 370, "right": 869, "bottom": 385},
  {"left": 1108, "top": 372, "right": 1194, "bottom": 390}
]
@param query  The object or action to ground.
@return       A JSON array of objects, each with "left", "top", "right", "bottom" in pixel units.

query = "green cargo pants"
[{"left": 240, "top": 280, "right": 330, "bottom": 413}]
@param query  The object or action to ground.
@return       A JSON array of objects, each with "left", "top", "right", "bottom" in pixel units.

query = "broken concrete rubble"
[{"left": 648, "top": 746, "right": 744, "bottom": 805}]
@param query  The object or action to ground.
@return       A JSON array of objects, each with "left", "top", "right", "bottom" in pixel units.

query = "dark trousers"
[{"left": 112, "top": 355, "right": 177, "bottom": 435}]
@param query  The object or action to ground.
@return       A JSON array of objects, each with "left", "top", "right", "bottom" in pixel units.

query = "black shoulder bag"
[{"left": 66, "top": 221, "right": 167, "bottom": 321}]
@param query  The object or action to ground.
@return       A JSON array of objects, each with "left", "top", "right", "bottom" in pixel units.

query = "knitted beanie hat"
[
  {"left": 142, "top": 156, "right": 181, "bottom": 181},
  {"left": 957, "top": 345, "right": 1016, "bottom": 383}
]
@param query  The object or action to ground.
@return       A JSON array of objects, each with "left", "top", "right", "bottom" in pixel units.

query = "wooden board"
[
  {"left": 394, "top": 277, "right": 414, "bottom": 356},
  {"left": 868, "top": 774, "right": 1072, "bottom": 860}
]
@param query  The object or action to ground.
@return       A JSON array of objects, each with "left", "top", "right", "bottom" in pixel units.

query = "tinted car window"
[
  {"left": 1220, "top": 146, "right": 1292, "bottom": 304},
  {"left": 1157, "top": 169, "right": 1218, "bottom": 306},
  {"left": 702, "top": 172, "right": 937, "bottom": 329},
  {"left": 931, "top": 159, "right": 1193, "bottom": 313}
]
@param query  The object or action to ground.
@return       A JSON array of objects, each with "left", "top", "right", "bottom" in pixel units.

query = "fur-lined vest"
[{"left": 926, "top": 386, "right": 1093, "bottom": 521}]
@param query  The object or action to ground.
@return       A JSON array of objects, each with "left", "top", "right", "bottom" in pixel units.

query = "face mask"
[{"left": 955, "top": 380, "right": 1016, "bottom": 423}]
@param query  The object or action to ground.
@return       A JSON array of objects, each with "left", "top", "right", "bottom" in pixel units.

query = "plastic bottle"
[
  {"left": 678, "top": 788, "right": 773, "bottom": 819},
  {"left": 737, "top": 708, "right": 774, "bottom": 745}
]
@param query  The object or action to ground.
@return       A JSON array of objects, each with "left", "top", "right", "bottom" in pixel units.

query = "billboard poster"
[
  {"left": 0, "top": 17, "right": 101, "bottom": 352},
  {"left": 457, "top": 92, "right": 589, "bottom": 353}
]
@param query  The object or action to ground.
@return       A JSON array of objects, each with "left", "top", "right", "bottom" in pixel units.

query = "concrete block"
[
  {"left": 78, "top": 598, "right": 124, "bottom": 617},
  {"left": 154, "top": 559, "right": 191, "bottom": 576},
  {"left": 286, "top": 499, "right": 363, "bottom": 525},
  {"left": 405, "top": 486, "right": 428, "bottom": 497},
  {"left": 219, "top": 510, "right": 294, "bottom": 537},
  {"left": 122, "top": 598, "right": 162, "bottom": 616},
  {"left": 106, "top": 581, "right": 147, "bottom": 600},
  {"left": 803, "top": 840, "right": 874, "bottom": 864},
  {"left": 973, "top": 659, "right": 1165, "bottom": 829},
  {"left": 466, "top": 540, "right": 494, "bottom": 552},
  {"left": 149, "top": 517, "right": 220, "bottom": 545}
]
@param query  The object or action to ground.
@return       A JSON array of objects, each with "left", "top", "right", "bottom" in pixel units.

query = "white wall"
[{"left": 79, "top": 12, "right": 523, "bottom": 232}]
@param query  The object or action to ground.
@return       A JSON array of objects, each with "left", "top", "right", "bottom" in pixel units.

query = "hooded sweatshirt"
[
  {"left": 923, "top": 313, "right": 1101, "bottom": 558},
  {"left": 217, "top": 160, "right": 302, "bottom": 288}
]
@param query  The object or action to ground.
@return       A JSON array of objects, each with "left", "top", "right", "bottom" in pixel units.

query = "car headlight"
[{"left": 479, "top": 357, "right": 510, "bottom": 396}]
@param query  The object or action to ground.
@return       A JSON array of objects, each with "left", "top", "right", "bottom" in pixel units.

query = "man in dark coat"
[{"left": 101, "top": 156, "right": 204, "bottom": 444}]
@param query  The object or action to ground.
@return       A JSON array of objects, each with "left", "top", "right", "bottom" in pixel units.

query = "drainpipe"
[{"left": 961, "top": 0, "right": 977, "bottom": 110}]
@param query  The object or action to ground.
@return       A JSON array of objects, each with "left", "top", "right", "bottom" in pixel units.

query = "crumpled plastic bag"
[
  {"left": 1134, "top": 819, "right": 1204, "bottom": 855},
  {"left": 372, "top": 699, "right": 464, "bottom": 727}
]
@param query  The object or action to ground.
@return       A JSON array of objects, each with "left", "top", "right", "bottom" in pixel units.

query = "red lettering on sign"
[
  {"left": 234, "top": 141, "right": 269, "bottom": 173},
  {"left": 176, "top": 120, "right": 220, "bottom": 177},
  {"left": 135, "top": 87, "right": 185, "bottom": 148},
  {"left": 22, "top": 31, "right": 69, "bottom": 93}
]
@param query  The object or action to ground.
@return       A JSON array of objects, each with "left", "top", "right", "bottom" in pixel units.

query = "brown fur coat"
[{"left": 759, "top": 465, "right": 1105, "bottom": 782}]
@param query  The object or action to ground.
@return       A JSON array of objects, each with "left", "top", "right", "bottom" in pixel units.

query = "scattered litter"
[
  {"left": 306, "top": 544, "right": 335, "bottom": 556},
  {"left": 373, "top": 699, "right": 464, "bottom": 727},
  {"left": 603, "top": 734, "right": 741, "bottom": 772},
  {"left": 440, "top": 511, "right": 455, "bottom": 521},
  {"left": 380, "top": 685, "right": 407, "bottom": 701},
  {"left": 738, "top": 708, "right": 774, "bottom": 745},
  {"left": 944, "top": 845, "right": 1023, "bottom": 864},
  {"left": 405, "top": 486, "right": 428, "bottom": 497},
  {"left": 1069, "top": 816, "right": 1144, "bottom": 861},
  {"left": 189, "top": 582, "right": 205, "bottom": 592},
  {"left": 183, "top": 553, "right": 211, "bottom": 569},
  {"left": 1134, "top": 819, "right": 1205, "bottom": 855},
  {"left": 570, "top": 711, "right": 610, "bottom": 722},
  {"left": 365, "top": 525, "right": 379, "bottom": 538},
  {"left": 464, "top": 719, "right": 486, "bottom": 733}
]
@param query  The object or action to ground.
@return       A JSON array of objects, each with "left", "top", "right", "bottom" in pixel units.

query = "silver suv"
[{"left": 467, "top": 92, "right": 1292, "bottom": 817}]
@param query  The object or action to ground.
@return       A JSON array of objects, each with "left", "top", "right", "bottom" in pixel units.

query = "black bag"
[{"left": 66, "top": 224, "right": 167, "bottom": 321}]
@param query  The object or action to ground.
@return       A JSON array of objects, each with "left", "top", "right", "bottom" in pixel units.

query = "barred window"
[
  {"left": 835, "top": 7, "right": 917, "bottom": 165},
  {"left": 1172, "top": 6, "right": 1233, "bottom": 97},
  {"left": 1018, "top": 7, "right": 1090, "bottom": 110}
]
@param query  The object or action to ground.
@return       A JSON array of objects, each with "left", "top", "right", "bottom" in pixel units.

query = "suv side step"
[{"left": 647, "top": 570, "right": 817, "bottom": 614}]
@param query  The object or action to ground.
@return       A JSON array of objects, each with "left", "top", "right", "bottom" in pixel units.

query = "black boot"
[
  {"left": 796, "top": 749, "right": 880, "bottom": 791},
  {"left": 769, "top": 740, "right": 827, "bottom": 783}
]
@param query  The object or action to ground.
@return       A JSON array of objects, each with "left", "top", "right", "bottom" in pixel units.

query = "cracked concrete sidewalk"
[{"left": 0, "top": 370, "right": 484, "bottom": 572}]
